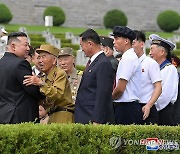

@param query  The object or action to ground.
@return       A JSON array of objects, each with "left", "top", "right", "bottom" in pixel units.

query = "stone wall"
[{"left": 0, "top": 0, "right": 180, "bottom": 31}]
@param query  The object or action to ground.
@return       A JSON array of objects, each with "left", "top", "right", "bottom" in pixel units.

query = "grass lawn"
[
  {"left": 3, "top": 24, "right": 180, "bottom": 38},
  {"left": 146, "top": 31, "right": 179, "bottom": 39},
  {"left": 3, "top": 24, "right": 112, "bottom": 36}
]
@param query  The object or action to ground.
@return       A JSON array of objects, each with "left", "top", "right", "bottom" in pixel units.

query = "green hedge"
[
  {"left": 76, "top": 65, "right": 85, "bottom": 71},
  {"left": 173, "top": 50, "right": 180, "bottom": 54},
  {"left": 0, "top": 124, "right": 179, "bottom": 153},
  {"left": 43, "top": 6, "right": 65, "bottom": 26},
  {"left": 30, "top": 41, "right": 46, "bottom": 48},
  {"left": 176, "top": 42, "right": 180, "bottom": 49},
  {"left": 54, "top": 33, "right": 65, "bottom": 39},
  {"left": 30, "top": 37, "right": 46, "bottom": 42},
  {"left": 59, "top": 38, "right": 71, "bottom": 43},
  {"left": 61, "top": 43, "right": 80, "bottom": 50},
  {"left": 28, "top": 34, "right": 43, "bottom": 37},
  {"left": 146, "top": 48, "right": 150, "bottom": 55},
  {"left": 103, "top": 9, "right": 127, "bottom": 29},
  {"left": 0, "top": 3, "right": 13, "bottom": 24},
  {"left": 157, "top": 10, "right": 180, "bottom": 32}
]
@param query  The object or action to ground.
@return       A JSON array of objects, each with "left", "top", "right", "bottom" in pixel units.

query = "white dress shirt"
[
  {"left": 114, "top": 48, "right": 142, "bottom": 102},
  {"left": 139, "top": 54, "right": 162, "bottom": 104},
  {"left": 156, "top": 64, "right": 178, "bottom": 111},
  {"left": 90, "top": 51, "right": 104, "bottom": 64}
]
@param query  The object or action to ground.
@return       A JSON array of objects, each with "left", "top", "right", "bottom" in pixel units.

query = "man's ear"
[
  {"left": 140, "top": 42, "right": 145, "bottom": 49},
  {"left": 11, "top": 43, "right": 16, "bottom": 51},
  {"left": 124, "top": 38, "right": 130, "bottom": 45},
  {"left": 105, "top": 46, "right": 110, "bottom": 55},
  {"left": 53, "top": 57, "right": 57, "bottom": 65},
  {"left": 88, "top": 40, "right": 94, "bottom": 47},
  {"left": 159, "top": 48, "right": 166, "bottom": 56}
]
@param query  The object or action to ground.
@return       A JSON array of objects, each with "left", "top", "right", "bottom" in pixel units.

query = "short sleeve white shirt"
[
  {"left": 114, "top": 48, "right": 142, "bottom": 102},
  {"left": 155, "top": 64, "right": 179, "bottom": 111},
  {"left": 139, "top": 54, "right": 162, "bottom": 104}
]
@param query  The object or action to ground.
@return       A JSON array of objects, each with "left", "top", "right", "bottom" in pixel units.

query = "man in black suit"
[
  {"left": 100, "top": 36, "right": 119, "bottom": 76},
  {"left": 0, "top": 32, "right": 43, "bottom": 124},
  {"left": 74, "top": 29, "right": 115, "bottom": 124}
]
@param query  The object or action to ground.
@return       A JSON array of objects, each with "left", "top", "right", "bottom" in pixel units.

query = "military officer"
[
  {"left": 23, "top": 44, "right": 74, "bottom": 124},
  {"left": 58, "top": 47, "right": 82, "bottom": 104}
]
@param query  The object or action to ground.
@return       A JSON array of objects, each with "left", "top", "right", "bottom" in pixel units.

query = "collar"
[
  {"left": 46, "top": 66, "right": 57, "bottom": 81},
  {"left": 5, "top": 52, "right": 17, "bottom": 57},
  {"left": 139, "top": 53, "right": 146, "bottom": 62},
  {"left": 122, "top": 48, "right": 134, "bottom": 57},
  {"left": 32, "top": 66, "right": 40, "bottom": 75},
  {"left": 90, "top": 51, "right": 104, "bottom": 64},
  {"left": 160, "top": 59, "right": 171, "bottom": 70},
  {"left": 68, "top": 67, "right": 77, "bottom": 79}
]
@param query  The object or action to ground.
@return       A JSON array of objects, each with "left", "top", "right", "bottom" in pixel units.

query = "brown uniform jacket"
[{"left": 40, "top": 66, "right": 74, "bottom": 123}]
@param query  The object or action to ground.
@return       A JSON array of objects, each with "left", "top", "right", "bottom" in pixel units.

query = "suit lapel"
[
  {"left": 79, "top": 53, "right": 105, "bottom": 87},
  {"left": 86, "top": 52, "right": 104, "bottom": 71}
]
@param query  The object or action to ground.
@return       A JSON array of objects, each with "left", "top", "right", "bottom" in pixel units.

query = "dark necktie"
[{"left": 85, "top": 59, "right": 91, "bottom": 70}]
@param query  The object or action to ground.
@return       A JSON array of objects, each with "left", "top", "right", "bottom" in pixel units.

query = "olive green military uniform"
[
  {"left": 58, "top": 47, "right": 83, "bottom": 104},
  {"left": 68, "top": 67, "right": 82, "bottom": 104},
  {"left": 40, "top": 66, "right": 74, "bottom": 123},
  {"left": 36, "top": 44, "right": 74, "bottom": 124}
]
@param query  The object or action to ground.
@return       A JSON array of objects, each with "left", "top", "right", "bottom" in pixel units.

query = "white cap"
[{"left": 149, "top": 34, "right": 175, "bottom": 51}]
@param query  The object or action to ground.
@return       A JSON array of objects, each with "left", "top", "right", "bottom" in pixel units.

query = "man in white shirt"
[
  {"left": 149, "top": 34, "right": 179, "bottom": 126},
  {"left": 112, "top": 26, "right": 143, "bottom": 124},
  {"left": 133, "top": 30, "right": 162, "bottom": 124}
]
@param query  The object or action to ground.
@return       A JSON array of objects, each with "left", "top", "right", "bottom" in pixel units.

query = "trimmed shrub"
[
  {"left": 157, "top": 10, "right": 180, "bottom": 32},
  {"left": 146, "top": 48, "right": 150, "bottom": 55},
  {"left": 43, "top": 6, "right": 65, "bottom": 26},
  {"left": 30, "top": 37, "right": 46, "bottom": 42},
  {"left": 57, "top": 38, "right": 71, "bottom": 43},
  {"left": 103, "top": 9, "right": 127, "bottom": 29},
  {"left": 0, "top": 3, "right": 13, "bottom": 23},
  {"left": 30, "top": 41, "right": 46, "bottom": 48},
  {"left": 0, "top": 123, "right": 179, "bottom": 153},
  {"left": 176, "top": 42, "right": 180, "bottom": 49},
  {"left": 61, "top": 43, "right": 80, "bottom": 50},
  {"left": 173, "top": 49, "right": 180, "bottom": 57},
  {"left": 54, "top": 33, "right": 65, "bottom": 39},
  {"left": 76, "top": 65, "right": 85, "bottom": 71}
]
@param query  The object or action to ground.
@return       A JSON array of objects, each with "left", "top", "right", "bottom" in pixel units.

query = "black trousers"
[
  {"left": 139, "top": 103, "right": 159, "bottom": 125},
  {"left": 114, "top": 101, "right": 143, "bottom": 125},
  {"left": 158, "top": 103, "right": 174, "bottom": 126}
]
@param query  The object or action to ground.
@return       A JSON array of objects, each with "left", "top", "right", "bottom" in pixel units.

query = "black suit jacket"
[
  {"left": 108, "top": 55, "right": 119, "bottom": 77},
  {"left": 0, "top": 52, "right": 43, "bottom": 124},
  {"left": 74, "top": 52, "right": 115, "bottom": 124}
]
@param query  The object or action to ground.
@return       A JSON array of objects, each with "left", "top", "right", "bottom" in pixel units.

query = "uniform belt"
[
  {"left": 48, "top": 107, "right": 74, "bottom": 115},
  {"left": 113, "top": 100, "right": 139, "bottom": 107}
]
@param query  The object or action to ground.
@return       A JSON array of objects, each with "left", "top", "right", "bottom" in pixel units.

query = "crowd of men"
[{"left": 0, "top": 26, "right": 179, "bottom": 126}]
